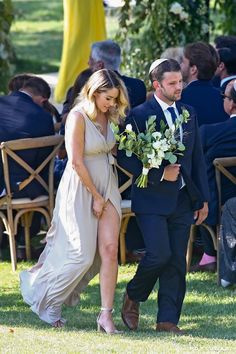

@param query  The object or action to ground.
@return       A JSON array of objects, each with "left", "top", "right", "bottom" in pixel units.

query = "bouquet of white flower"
[{"left": 112, "top": 108, "right": 190, "bottom": 188}]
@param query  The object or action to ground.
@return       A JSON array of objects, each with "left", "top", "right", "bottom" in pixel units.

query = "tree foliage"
[
  {"left": 213, "top": 0, "right": 236, "bottom": 35},
  {"left": 0, "top": 0, "right": 14, "bottom": 93},
  {"left": 116, "top": 0, "right": 210, "bottom": 81},
  {"left": 116, "top": 0, "right": 236, "bottom": 83}
]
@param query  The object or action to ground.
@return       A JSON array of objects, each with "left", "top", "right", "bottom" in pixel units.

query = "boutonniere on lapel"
[
  {"left": 176, "top": 107, "right": 190, "bottom": 127},
  {"left": 112, "top": 111, "right": 190, "bottom": 188}
]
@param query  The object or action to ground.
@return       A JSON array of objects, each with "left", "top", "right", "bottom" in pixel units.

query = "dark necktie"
[
  {"left": 167, "top": 106, "right": 184, "bottom": 188},
  {"left": 167, "top": 107, "right": 177, "bottom": 123}
]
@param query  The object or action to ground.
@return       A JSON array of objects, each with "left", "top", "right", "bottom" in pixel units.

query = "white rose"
[
  {"left": 170, "top": 2, "right": 183, "bottom": 15},
  {"left": 152, "top": 132, "right": 162, "bottom": 139},
  {"left": 179, "top": 11, "right": 189, "bottom": 20},
  {"left": 147, "top": 150, "right": 155, "bottom": 159},
  {"left": 125, "top": 124, "right": 133, "bottom": 132},
  {"left": 153, "top": 141, "right": 161, "bottom": 149},
  {"left": 151, "top": 158, "right": 162, "bottom": 168},
  {"left": 201, "top": 23, "right": 209, "bottom": 34},
  {"left": 0, "top": 44, "right": 8, "bottom": 60},
  {"left": 157, "top": 150, "right": 165, "bottom": 158}
]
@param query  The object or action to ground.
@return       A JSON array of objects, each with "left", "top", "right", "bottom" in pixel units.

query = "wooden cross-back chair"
[
  {"left": 0, "top": 135, "right": 64, "bottom": 271},
  {"left": 114, "top": 160, "right": 134, "bottom": 265}
]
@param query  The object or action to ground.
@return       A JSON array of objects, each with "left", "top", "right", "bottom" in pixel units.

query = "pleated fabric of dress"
[{"left": 20, "top": 107, "right": 121, "bottom": 325}]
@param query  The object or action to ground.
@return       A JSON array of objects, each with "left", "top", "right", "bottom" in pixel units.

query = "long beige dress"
[{"left": 20, "top": 108, "right": 121, "bottom": 325}]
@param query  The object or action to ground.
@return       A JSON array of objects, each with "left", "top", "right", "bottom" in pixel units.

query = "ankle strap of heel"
[{"left": 100, "top": 307, "right": 114, "bottom": 313}]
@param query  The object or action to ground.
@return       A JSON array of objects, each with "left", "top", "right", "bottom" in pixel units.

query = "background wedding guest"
[
  {"left": 0, "top": 76, "right": 55, "bottom": 260},
  {"left": 181, "top": 41, "right": 228, "bottom": 126},
  {"left": 160, "top": 46, "right": 184, "bottom": 65},
  {"left": 60, "top": 68, "right": 93, "bottom": 124},
  {"left": 54, "top": 68, "right": 93, "bottom": 187},
  {"left": 8, "top": 73, "right": 35, "bottom": 92},
  {"left": 191, "top": 80, "right": 236, "bottom": 273},
  {"left": 88, "top": 39, "right": 146, "bottom": 108},
  {"left": 219, "top": 197, "right": 236, "bottom": 288},
  {"left": 215, "top": 46, "right": 236, "bottom": 93},
  {"left": 20, "top": 69, "right": 129, "bottom": 332},
  {"left": 213, "top": 35, "right": 236, "bottom": 89}
]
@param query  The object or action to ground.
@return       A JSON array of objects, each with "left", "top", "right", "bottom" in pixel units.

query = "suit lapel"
[{"left": 149, "top": 96, "right": 167, "bottom": 130}]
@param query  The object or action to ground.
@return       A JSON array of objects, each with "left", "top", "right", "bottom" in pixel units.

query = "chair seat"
[
  {"left": 0, "top": 195, "right": 49, "bottom": 209},
  {"left": 121, "top": 199, "right": 132, "bottom": 213}
]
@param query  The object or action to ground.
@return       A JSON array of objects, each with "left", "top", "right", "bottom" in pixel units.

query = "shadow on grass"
[{"left": 0, "top": 275, "right": 236, "bottom": 340}]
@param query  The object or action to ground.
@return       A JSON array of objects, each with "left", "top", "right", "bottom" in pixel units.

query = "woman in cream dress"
[{"left": 20, "top": 69, "right": 129, "bottom": 332}]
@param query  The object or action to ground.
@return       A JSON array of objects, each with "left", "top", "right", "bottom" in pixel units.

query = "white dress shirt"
[
  {"left": 154, "top": 94, "right": 183, "bottom": 141},
  {"left": 154, "top": 94, "right": 185, "bottom": 187}
]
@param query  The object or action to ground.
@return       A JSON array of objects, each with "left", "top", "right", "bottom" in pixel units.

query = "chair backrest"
[
  {"left": 0, "top": 135, "right": 64, "bottom": 209},
  {"left": 114, "top": 159, "right": 133, "bottom": 195},
  {"left": 213, "top": 157, "right": 236, "bottom": 220}
]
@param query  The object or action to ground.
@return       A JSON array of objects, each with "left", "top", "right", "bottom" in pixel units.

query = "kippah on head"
[{"left": 149, "top": 58, "right": 168, "bottom": 74}]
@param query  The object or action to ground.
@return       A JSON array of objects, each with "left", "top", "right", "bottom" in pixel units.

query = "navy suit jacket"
[
  {"left": 181, "top": 80, "right": 228, "bottom": 126},
  {"left": 118, "top": 73, "right": 146, "bottom": 109},
  {"left": 117, "top": 96, "right": 210, "bottom": 215},
  {"left": 200, "top": 117, "right": 236, "bottom": 225},
  {"left": 0, "top": 91, "right": 55, "bottom": 199}
]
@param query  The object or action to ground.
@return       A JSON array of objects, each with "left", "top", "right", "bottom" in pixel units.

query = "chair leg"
[
  {"left": 186, "top": 225, "right": 196, "bottom": 272},
  {"left": 119, "top": 216, "right": 130, "bottom": 265},
  {"left": 23, "top": 213, "right": 32, "bottom": 260},
  {"left": 8, "top": 229, "right": 17, "bottom": 272}
]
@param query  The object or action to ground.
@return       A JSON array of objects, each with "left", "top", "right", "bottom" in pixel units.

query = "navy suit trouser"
[{"left": 127, "top": 187, "right": 194, "bottom": 324}]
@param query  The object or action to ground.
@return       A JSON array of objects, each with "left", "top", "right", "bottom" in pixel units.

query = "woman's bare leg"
[{"left": 97, "top": 200, "right": 120, "bottom": 332}]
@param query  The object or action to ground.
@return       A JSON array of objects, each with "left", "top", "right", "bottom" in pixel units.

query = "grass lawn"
[
  {"left": 0, "top": 261, "right": 236, "bottom": 353},
  {"left": 10, "top": 1, "right": 119, "bottom": 75}
]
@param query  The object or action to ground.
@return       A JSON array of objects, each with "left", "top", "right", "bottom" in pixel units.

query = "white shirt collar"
[
  {"left": 186, "top": 79, "right": 198, "bottom": 86},
  {"left": 154, "top": 94, "right": 177, "bottom": 112},
  {"left": 220, "top": 75, "right": 236, "bottom": 87},
  {"left": 19, "top": 90, "right": 32, "bottom": 98},
  {"left": 230, "top": 114, "right": 236, "bottom": 118}
]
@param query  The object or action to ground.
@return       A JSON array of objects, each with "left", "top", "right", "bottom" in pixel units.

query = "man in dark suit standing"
[
  {"left": 62, "top": 40, "right": 147, "bottom": 117},
  {"left": 88, "top": 39, "right": 147, "bottom": 109},
  {"left": 181, "top": 42, "right": 228, "bottom": 126},
  {"left": 212, "top": 35, "right": 236, "bottom": 89},
  {"left": 119, "top": 59, "right": 209, "bottom": 334}
]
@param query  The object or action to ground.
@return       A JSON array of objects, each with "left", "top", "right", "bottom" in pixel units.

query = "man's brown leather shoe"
[
  {"left": 121, "top": 291, "right": 139, "bottom": 330},
  {"left": 156, "top": 322, "right": 185, "bottom": 335},
  {"left": 189, "top": 262, "right": 216, "bottom": 273}
]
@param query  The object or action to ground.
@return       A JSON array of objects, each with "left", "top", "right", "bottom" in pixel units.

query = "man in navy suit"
[
  {"left": 0, "top": 76, "right": 54, "bottom": 199},
  {"left": 0, "top": 76, "right": 54, "bottom": 258},
  {"left": 119, "top": 59, "right": 209, "bottom": 334},
  {"left": 88, "top": 39, "right": 147, "bottom": 109},
  {"left": 181, "top": 42, "right": 228, "bottom": 126},
  {"left": 191, "top": 80, "right": 236, "bottom": 272}
]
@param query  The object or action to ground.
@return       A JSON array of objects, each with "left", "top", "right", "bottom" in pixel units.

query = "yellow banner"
[{"left": 54, "top": 0, "right": 106, "bottom": 102}]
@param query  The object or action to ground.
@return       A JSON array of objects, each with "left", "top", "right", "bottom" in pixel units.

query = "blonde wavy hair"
[{"left": 77, "top": 69, "right": 129, "bottom": 124}]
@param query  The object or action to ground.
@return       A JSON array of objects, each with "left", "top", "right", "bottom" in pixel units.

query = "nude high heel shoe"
[{"left": 97, "top": 308, "right": 122, "bottom": 334}]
